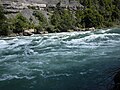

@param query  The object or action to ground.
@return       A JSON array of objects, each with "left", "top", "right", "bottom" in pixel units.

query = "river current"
[{"left": 0, "top": 28, "right": 120, "bottom": 90}]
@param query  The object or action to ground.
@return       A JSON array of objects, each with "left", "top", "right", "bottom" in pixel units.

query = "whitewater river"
[{"left": 0, "top": 28, "right": 120, "bottom": 90}]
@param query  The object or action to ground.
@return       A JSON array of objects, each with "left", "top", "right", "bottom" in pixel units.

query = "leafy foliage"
[
  {"left": 12, "top": 13, "right": 30, "bottom": 34},
  {"left": 78, "top": 0, "right": 120, "bottom": 27},
  {"left": 33, "top": 11, "right": 48, "bottom": 33},
  {"left": 50, "top": 10, "right": 76, "bottom": 32},
  {"left": 0, "top": 5, "right": 10, "bottom": 36},
  {"left": 82, "top": 9, "right": 104, "bottom": 28},
  {"left": 33, "top": 11, "right": 48, "bottom": 26}
]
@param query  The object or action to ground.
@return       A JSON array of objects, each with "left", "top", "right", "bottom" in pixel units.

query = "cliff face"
[
  {"left": 1, "top": 0, "right": 79, "bottom": 6},
  {"left": 0, "top": 0, "right": 83, "bottom": 15},
  {"left": 0, "top": 0, "right": 83, "bottom": 25},
  {"left": 1, "top": 0, "right": 60, "bottom": 4}
]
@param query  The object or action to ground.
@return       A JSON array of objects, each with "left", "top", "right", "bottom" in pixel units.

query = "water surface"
[{"left": 0, "top": 28, "right": 120, "bottom": 90}]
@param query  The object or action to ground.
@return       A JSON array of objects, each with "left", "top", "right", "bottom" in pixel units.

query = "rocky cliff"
[
  {"left": 1, "top": 0, "right": 66, "bottom": 4},
  {"left": 0, "top": 0, "right": 83, "bottom": 23}
]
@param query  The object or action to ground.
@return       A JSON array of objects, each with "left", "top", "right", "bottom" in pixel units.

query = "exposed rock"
[
  {"left": 23, "top": 29, "right": 34, "bottom": 36},
  {"left": 8, "top": 33, "right": 17, "bottom": 37},
  {"left": 38, "top": 31, "right": 48, "bottom": 34},
  {"left": 44, "top": 31, "right": 48, "bottom": 34},
  {"left": 1, "top": 0, "right": 84, "bottom": 26},
  {"left": 113, "top": 71, "right": 120, "bottom": 90},
  {"left": 1, "top": 0, "right": 84, "bottom": 13},
  {"left": 85, "top": 27, "right": 95, "bottom": 31}
]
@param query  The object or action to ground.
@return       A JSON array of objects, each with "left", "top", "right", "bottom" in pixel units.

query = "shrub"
[
  {"left": 50, "top": 10, "right": 76, "bottom": 32},
  {"left": 12, "top": 13, "right": 30, "bottom": 34},
  {"left": 33, "top": 11, "right": 48, "bottom": 27},
  {"left": 34, "top": 25, "right": 43, "bottom": 33},
  {"left": 0, "top": 5, "right": 11, "bottom": 36}
]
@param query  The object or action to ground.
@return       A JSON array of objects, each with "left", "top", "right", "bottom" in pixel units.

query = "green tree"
[
  {"left": 33, "top": 11, "right": 48, "bottom": 32},
  {"left": 113, "top": 0, "right": 120, "bottom": 10},
  {"left": 13, "top": 13, "right": 30, "bottom": 34},
  {"left": 0, "top": 5, "right": 10, "bottom": 36},
  {"left": 50, "top": 10, "right": 76, "bottom": 32},
  {"left": 0, "top": 5, "right": 6, "bottom": 22},
  {"left": 75, "top": 10, "right": 84, "bottom": 28},
  {"left": 50, "top": 10, "right": 61, "bottom": 29},
  {"left": 60, "top": 10, "right": 76, "bottom": 31},
  {"left": 81, "top": 8, "right": 103, "bottom": 28},
  {"left": 33, "top": 11, "right": 48, "bottom": 26},
  {"left": 111, "top": 7, "right": 120, "bottom": 21}
]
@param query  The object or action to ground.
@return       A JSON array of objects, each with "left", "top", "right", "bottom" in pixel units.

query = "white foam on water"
[
  {"left": 44, "top": 31, "right": 91, "bottom": 39},
  {"left": 0, "top": 74, "right": 35, "bottom": 81},
  {"left": 99, "top": 29, "right": 112, "bottom": 33},
  {"left": 0, "top": 40, "right": 8, "bottom": 49},
  {"left": 4, "top": 38, "right": 32, "bottom": 51},
  {"left": 0, "top": 29, "right": 120, "bottom": 84},
  {"left": 24, "top": 47, "right": 38, "bottom": 56},
  {"left": 43, "top": 73, "right": 71, "bottom": 78},
  {"left": 30, "top": 61, "right": 43, "bottom": 66},
  {"left": 64, "top": 33, "right": 120, "bottom": 45},
  {"left": 15, "top": 39, "right": 31, "bottom": 46},
  {"left": 0, "top": 40, "right": 8, "bottom": 44},
  {"left": 0, "top": 55, "right": 18, "bottom": 63},
  {"left": 67, "top": 58, "right": 87, "bottom": 63},
  {"left": 80, "top": 72, "right": 87, "bottom": 75}
]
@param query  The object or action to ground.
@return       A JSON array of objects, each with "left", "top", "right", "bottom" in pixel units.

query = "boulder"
[
  {"left": 39, "top": 31, "right": 48, "bottom": 34},
  {"left": 23, "top": 30, "right": 33, "bottom": 36},
  {"left": 89, "top": 27, "right": 95, "bottom": 31},
  {"left": 85, "top": 27, "right": 95, "bottom": 31}
]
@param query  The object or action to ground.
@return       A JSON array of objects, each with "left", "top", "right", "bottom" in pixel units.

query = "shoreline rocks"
[
  {"left": 6, "top": 27, "right": 96, "bottom": 37},
  {"left": 85, "top": 27, "right": 95, "bottom": 31},
  {"left": 23, "top": 29, "right": 34, "bottom": 36}
]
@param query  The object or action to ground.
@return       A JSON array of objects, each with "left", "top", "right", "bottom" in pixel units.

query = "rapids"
[{"left": 0, "top": 28, "right": 120, "bottom": 90}]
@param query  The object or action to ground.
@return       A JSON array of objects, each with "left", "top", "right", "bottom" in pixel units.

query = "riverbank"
[
  {"left": 1, "top": 26, "right": 120, "bottom": 38},
  {"left": 1, "top": 27, "right": 95, "bottom": 37}
]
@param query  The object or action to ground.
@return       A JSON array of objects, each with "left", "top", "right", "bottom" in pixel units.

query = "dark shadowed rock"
[{"left": 113, "top": 71, "right": 120, "bottom": 90}]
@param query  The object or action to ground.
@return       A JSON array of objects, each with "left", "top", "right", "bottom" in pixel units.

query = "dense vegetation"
[
  {"left": 50, "top": 9, "right": 76, "bottom": 32},
  {"left": 78, "top": 0, "right": 120, "bottom": 26},
  {"left": 0, "top": 0, "right": 120, "bottom": 36},
  {"left": 0, "top": 5, "right": 10, "bottom": 36},
  {"left": 50, "top": 0, "right": 120, "bottom": 32}
]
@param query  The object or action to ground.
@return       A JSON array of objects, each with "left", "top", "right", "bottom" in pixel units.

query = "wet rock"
[
  {"left": 23, "top": 29, "right": 34, "bottom": 36},
  {"left": 113, "top": 71, "right": 120, "bottom": 90}
]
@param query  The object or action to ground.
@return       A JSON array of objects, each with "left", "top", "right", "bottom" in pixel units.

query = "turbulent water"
[{"left": 0, "top": 28, "right": 120, "bottom": 90}]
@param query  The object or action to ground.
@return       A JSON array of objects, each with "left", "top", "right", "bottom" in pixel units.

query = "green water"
[{"left": 0, "top": 28, "right": 120, "bottom": 90}]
